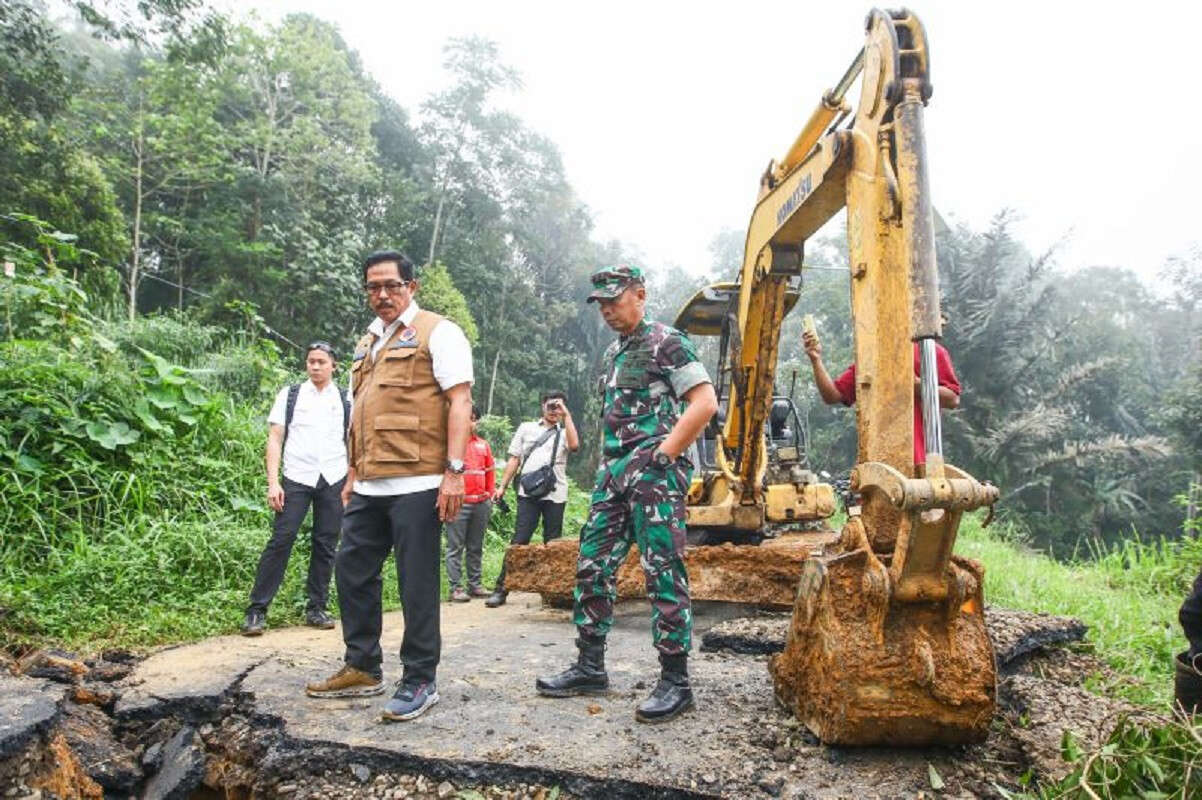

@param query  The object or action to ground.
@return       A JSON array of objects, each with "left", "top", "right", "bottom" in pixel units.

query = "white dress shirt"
[
  {"left": 267, "top": 380, "right": 348, "bottom": 488},
  {"left": 351, "top": 301, "right": 474, "bottom": 496}
]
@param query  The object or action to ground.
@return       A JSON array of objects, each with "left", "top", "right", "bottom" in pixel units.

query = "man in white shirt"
[
  {"left": 486, "top": 390, "right": 579, "bottom": 607},
  {"left": 306, "top": 250, "right": 473, "bottom": 724},
  {"left": 243, "top": 341, "right": 348, "bottom": 636}
]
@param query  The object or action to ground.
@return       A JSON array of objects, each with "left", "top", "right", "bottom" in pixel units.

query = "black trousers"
[
  {"left": 1181, "top": 566, "right": 1202, "bottom": 658},
  {"left": 248, "top": 475, "right": 343, "bottom": 614},
  {"left": 494, "top": 495, "right": 565, "bottom": 591},
  {"left": 336, "top": 489, "right": 441, "bottom": 683}
]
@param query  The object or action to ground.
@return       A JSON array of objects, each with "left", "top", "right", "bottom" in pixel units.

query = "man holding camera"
[{"left": 485, "top": 390, "right": 579, "bottom": 607}]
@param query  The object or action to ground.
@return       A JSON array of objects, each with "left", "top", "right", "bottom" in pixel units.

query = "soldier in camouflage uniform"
[{"left": 536, "top": 266, "right": 718, "bottom": 724}]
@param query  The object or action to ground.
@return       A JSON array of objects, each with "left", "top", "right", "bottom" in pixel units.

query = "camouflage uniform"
[{"left": 575, "top": 268, "right": 712, "bottom": 656}]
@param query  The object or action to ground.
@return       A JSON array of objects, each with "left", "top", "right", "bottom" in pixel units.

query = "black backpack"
[{"left": 282, "top": 383, "right": 351, "bottom": 452}]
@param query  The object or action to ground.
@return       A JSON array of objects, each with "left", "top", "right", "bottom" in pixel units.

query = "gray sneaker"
[
  {"left": 241, "top": 609, "right": 266, "bottom": 636},
  {"left": 381, "top": 680, "right": 439, "bottom": 722},
  {"left": 305, "top": 609, "right": 336, "bottom": 629}
]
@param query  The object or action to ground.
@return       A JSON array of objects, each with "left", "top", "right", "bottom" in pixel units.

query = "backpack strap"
[
  {"left": 341, "top": 387, "right": 351, "bottom": 440},
  {"left": 282, "top": 383, "right": 301, "bottom": 453}
]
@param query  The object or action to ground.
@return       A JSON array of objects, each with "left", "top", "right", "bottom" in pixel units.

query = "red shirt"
[
  {"left": 832, "top": 342, "right": 961, "bottom": 464},
  {"left": 463, "top": 434, "right": 495, "bottom": 503}
]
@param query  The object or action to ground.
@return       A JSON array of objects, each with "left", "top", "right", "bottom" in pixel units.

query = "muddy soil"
[{"left": 0, "top": 598, "right": 1148, "bottom": 799}]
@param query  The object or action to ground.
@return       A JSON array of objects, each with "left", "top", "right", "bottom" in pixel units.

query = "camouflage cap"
[{"left": 586, "top": 266, "right": 645, "bottom": 303}]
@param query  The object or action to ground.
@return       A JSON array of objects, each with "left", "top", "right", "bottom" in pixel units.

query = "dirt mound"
[{"left": 504, "top": 534, "right": 831, "bottom": 609}]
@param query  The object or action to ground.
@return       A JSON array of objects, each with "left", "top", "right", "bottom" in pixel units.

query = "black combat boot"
[
  {"left": 635, "top": 653, "right": 694, "bottom": 724},
  {"left": 1174, "top": 651, "right": 1202, "bottom": 716},
  {"left": 535, "top": 635, "right": 609, "bottom": 697}
]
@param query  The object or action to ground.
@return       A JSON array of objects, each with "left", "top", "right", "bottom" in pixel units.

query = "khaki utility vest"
[{"left": 348, "top": 310, "right": 448, "bottom": 479}]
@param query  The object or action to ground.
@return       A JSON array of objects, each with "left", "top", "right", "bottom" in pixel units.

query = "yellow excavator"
[{"left": 507, "top": 8, "right": 1000, "bottom": 745}]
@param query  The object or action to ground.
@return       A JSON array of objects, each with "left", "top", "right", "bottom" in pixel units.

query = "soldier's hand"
[
  {"left": 439, "top": 471, "right": 465, "bottom": 522},
  {"left": 802, "top": 330, "right": 822, "bottom": 361},
  {"left": 267, "top": 482, "right": 285, "bottom": 513}
]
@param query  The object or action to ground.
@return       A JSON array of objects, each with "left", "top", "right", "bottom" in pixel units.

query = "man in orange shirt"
[
  {"left": 444, "top": 405, "right": 495, "bottom": 602},
  {"left": 803, "top": 328, "right": 960, "bottom": 465}
]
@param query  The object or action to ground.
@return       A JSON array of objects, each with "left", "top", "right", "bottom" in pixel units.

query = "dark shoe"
[
  {"left": 381, "top": 680, "right": 440, "bottom": 721},
  {"left": 484, "top": 589, "right": 508, "bottom": 608},
  {"left": 468, "top": 586, "right": 490, "bottom": 598},
  {"left": 305, "top": 609, "right": 336, "bottom": 629},
  {"left": 306, "top": 664, "right": 385, "bottom": 698},
  {"left": 536, "top": 636, "right": 609, "bottom": 697},
  {"left": 241, "top": 609, "right": 265, "bottom": 637},
  {"left": 1174, "top": 651, "right": 1202, "bottom": 716},
  {"left": 450, "top": 587, "right": 471, "bottom": 603},
  {"left": 636, "top": 654, "right": 694, "bottom": 724}
]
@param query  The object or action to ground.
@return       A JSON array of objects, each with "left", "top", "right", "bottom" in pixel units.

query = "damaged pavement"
[{"left": 1, "top": 598, "right": 1141, "bottom": 799}]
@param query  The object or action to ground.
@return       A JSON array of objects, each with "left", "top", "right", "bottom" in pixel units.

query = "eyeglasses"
[{"left": 364, "top": 280, "right": 411, "bottom": 295}]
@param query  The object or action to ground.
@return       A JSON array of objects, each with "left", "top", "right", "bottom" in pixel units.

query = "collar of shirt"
[
  {"left": 367, "top": 301, "right": 421, "bottom": 341},
  {"left": 302, "top": 378, "right": 340, "bottom": 397},
  {"left": 619, "top": 317, "right": 650, "bottom": 345}
]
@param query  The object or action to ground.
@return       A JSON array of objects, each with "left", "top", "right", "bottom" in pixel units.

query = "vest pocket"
[
  {"left": 373, "top": 413, "right": 420, "bottom": 463},
  {"left": 379, "top": 348, "right": 417, "bottom": 387}
]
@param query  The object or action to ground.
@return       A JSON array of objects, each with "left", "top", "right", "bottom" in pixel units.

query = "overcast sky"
[{"left": 244, "top": 0, "right": 1198, "bottom": 286}]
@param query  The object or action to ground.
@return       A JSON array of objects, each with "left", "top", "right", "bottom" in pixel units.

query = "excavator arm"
[{"left": 759, "top": 8, "right": 1001, "bottom": 745}]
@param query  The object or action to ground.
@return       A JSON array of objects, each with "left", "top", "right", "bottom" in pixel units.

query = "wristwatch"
[
  {"left": 651, "top": 449, "right": 674, "bottom": 469},
  {"left": 446, "top": 458, "right": 466, "bottom": 474}
]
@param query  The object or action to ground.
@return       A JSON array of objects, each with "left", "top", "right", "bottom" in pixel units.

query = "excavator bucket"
[
  {"left": 769, "top": 518, "right": 996, "bottom": 745},
  {"left": 769, "top": 460, "right": 1001, "bottom": 745}
]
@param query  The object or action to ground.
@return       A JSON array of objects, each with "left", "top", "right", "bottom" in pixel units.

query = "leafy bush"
[
  {"left": 1027, "top": 716, "right": 1202, "bottom": 799},
  {"left": 0, "top": 235, "right": 275, "bottom": 647},
  {"left": 105, "top": 311, "right": 222, "bottom": 366},
  {"left": 476, "top": 413, "right": 514, "bottom": 465}
]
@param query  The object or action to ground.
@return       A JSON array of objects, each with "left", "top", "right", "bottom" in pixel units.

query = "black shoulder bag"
[{"left": 518, "top": 425, "right": 561, "bottom": 499}]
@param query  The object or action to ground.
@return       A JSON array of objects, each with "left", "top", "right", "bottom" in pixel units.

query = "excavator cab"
[{"left": 676, "top": 280, "right": 836, "bottom": 543}]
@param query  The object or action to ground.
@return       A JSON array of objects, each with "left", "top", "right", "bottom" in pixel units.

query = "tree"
[
  {"left": 0, "top": 0, "right": 72, "bottom": 120},
  {"left": 79, "top": 48, "right": 227, "bottom": 318},
  {"left": 418, "top": 36, "right": 520, "bottom": 269},
  {"left": 416, "top": 261, "right": 478, "bottom": 344}
]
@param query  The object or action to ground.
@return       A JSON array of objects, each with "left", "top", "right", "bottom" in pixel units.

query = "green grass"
[
  {"left": 959, "top": 516, "right": 1189, "bottom": 707},
  {"left": 0, "top": 478, "right": 592, "bottom": 654}
]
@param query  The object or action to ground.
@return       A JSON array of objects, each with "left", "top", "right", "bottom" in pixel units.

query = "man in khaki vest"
[{"left": 306, "top": 250, "right": 473, "bottom": 722}]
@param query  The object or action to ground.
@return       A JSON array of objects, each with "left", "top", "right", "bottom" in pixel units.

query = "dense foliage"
[{"left": 0, "top": 242, "right": 585, "bottom": 648}]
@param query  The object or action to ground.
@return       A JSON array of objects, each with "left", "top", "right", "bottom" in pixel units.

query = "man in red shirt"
[
  {"left": 803, "top": 329, "right": 960, "bottom": 465},
  {"left": 444, "top": 404, "right": 495, "bottom": 602}
]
